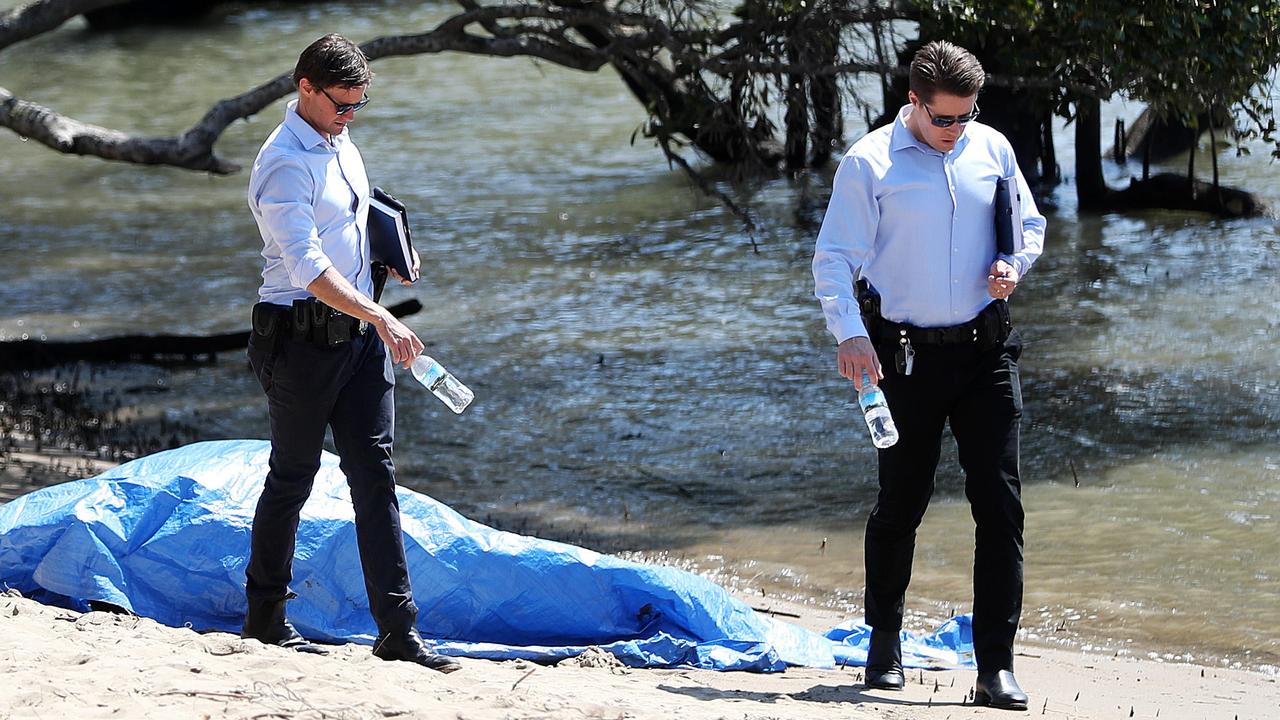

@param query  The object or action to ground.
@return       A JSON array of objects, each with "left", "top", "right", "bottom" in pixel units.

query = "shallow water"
[{"left": 1, "top": 1, "right": 1276, "bottom": 670}]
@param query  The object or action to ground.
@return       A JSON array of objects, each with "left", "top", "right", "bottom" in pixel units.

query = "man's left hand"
[
  {"left": 388, "top": 248, "right": 421, "bottom": 286},
  {"left": 987, "top": 259, "right": 1019, "bottom": 300}
]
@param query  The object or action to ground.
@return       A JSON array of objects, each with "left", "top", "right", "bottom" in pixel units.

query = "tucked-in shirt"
[
  {"left": 249, "top": 99, "right": 372, "bottom": 306},
  {"left": 812, "top": 105, "right": 1046, "bottom": 344}
]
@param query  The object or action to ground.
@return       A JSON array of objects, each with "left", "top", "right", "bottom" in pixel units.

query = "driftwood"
[
  {"left": 1119, "top": 106, "right": 1231, "bottom": 164},
  {"left": 1109, "top": 173, "right": 1265, "bottom": 218},
  {"left": 0, "top": 299, "right": 422, "bottom": 371}
]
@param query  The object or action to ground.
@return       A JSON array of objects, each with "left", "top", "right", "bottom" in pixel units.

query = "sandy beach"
[{"left": 0, "top": 589, "right": 1275, "bottom": 720}]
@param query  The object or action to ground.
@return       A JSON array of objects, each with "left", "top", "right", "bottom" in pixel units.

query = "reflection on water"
[{"left": 0, "top": 0, "right": 1277, "bottom": 670}]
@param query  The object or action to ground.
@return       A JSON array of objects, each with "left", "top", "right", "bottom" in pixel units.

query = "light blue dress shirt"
[
  {"left": 249, "top": 99, "right": 372, "bottom": 306},
  {"left": 812, "top": 105, "right": 1046, "bottom": 344}
]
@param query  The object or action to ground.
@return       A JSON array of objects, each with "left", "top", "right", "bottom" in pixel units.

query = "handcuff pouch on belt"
[
  {"left": 250, "top": 302, "right": 283, "bottom": 353},
  {"left": 291, "top": 298, "right": 367, "bottom": 347}
]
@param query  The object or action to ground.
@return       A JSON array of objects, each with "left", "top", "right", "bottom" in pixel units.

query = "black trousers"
[
  {"left": 863, "top": 328, "right": 1024, "bottom": 672},
  {"left": 245, "top": 325, "right": 417, "bottom": 636}
]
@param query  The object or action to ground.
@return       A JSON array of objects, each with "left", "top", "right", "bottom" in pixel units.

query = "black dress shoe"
[
  {"left": 975, "top": 669, "right": 1029, "bottom": 710},
  {"left": 864, "top": 628, "right": 905, "bottom": 690},
  {"left": 373, "top": 628, "right": 461, "bottom": 673},
  {"left": 241, "top": 595, "right": 329, "bottom": 655}
]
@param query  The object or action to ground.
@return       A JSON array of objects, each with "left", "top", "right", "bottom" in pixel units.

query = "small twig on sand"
[
  {"left": 749, "top": 605, "right": 801, "bottom": 619},
  {"left": 155, "top": 690, "right": 256, "bottom": 700},
  {"left": 512, "top": 667, "right": 537, "bottom": 691}
]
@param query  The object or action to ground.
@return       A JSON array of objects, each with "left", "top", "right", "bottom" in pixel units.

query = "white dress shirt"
[
  {"left": 249, "top": 99, "right": 372, "bottom": 306},
  {"left": 812, "top": 105, "right": 1046, "bottom": 344}
]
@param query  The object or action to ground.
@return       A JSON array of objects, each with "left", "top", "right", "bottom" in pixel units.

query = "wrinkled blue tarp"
[
  {"left": 827, "top": 615, "right": 976, "bottom": 669},
  {"left": 0, "top": 440, "right": 974, "bottom": 671}
]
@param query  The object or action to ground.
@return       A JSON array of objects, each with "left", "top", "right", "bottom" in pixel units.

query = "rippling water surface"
[{"left": 1, "top": 0, "right": 1276, "bottom": 670}]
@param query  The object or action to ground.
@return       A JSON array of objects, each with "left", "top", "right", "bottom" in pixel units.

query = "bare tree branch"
[
  {"left": 0, "top": 0, "right": 134, "bottom": 53},
  {"left": 0, "top": 4, "right": 616, "bottom": 173},
  {"left": 0, "top": 0, "right": 1050, "bottom": 177},
  {"left": 653, "top": 133, "right": 759, "bottom": 252}
]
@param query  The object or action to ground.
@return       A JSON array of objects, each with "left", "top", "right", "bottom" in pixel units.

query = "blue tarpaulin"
[{"left": 0, "top": 440, "right": 974, "bottom": 671}]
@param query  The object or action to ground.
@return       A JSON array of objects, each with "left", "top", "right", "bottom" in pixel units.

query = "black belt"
[
  {"left": 251, "top": 299, "right": 367, "bottom": 348},
  {"left": 871, "top": 300, "right": 1011, "bottom": 348}
]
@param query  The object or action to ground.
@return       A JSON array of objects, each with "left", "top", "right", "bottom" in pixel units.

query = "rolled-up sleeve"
[
  {"left": 812, "top": 154, "right": 878, "bottom": 344},
  {"left": 998, "top": 151, "right": 1046, "bottom": 278},
  {"left": 254, "top": 156, "right": 332, "bottom": 291}
]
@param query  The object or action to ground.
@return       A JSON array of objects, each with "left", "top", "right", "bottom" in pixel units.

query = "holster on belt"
[
  {"left": 855, "top": 278, "right": 883, "bottom": 340},
  {"left": 371, "top": 262, "right": 389, "bottom": 304}
]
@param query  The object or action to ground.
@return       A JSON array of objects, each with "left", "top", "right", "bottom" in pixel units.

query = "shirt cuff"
[
  {"left": 997, "top": 252, "right": 1028, "bottom": 279},
  {"left": 831, "top": 314, "right": 870, "bottom": 345}
]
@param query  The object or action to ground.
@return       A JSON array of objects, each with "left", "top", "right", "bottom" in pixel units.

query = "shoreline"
[{"left": 1, "top": 372, "right": 1277, "bottom": 704}]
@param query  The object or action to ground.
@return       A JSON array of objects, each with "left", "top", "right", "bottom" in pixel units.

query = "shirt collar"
[
  {"left": 283, "top": 99, "right": 345, "bottom": 151},
  {"left": 889, "top": 103, "right": 970, "bottom": 157}
]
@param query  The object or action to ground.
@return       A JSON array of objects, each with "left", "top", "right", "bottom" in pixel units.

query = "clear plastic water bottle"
[
  {"left": 858, "top": 370, "right": 899, "bottom": 449},
  {"left": 410, "top": 355, "right": 474, "bottom": 414}
]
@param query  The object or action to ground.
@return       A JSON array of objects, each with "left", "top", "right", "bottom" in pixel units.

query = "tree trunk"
[
  {"left": 784, "top": 38, "right": 808, "bottom": 171},
  {"left": 1075, "top": 96, "right": 1108, "bottom": 210},
  {"left": 803, "top": 7, "right": 844, "bottom": 166},
  {"left": 807, "top": 13, "right": 843, "bottom": 168},
  {"left": 1209, "top": 116, "right": 1220, "bottom": 194},
  {"left": 1143, "top": 131, "right": 1152, "bottom": 180},
  {"left": 1040, "top": 110, "right": 1059, "bottom": 186},
  {"left": 1187, "top": 134, "right": 1196, "bottom": 197},
  {"left": 809, "top": 72, "right": 842, "bottom": 167},
  {"left": 979, "top": 85, "right": 1050, "bottom": 188}
]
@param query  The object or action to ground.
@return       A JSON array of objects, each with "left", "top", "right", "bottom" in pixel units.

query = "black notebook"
[
  {"left": 367, "top": 186, "right": 418, "bottom": 283},
  {"left": 994, "top": 176, "right": 1024, "bottom": 257}
]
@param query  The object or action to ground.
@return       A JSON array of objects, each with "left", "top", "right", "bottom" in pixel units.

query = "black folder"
[
  {"left": 367, "top": 186, "right": 418, "bottom": 283},
  {"left": 994, "top": 176, "right": 1023, "bottom": 256}
]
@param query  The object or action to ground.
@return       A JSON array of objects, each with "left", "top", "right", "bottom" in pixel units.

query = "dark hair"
[
  {"left": 909, "top": 41, "right": 984, "bottom": 102},
  {"left": 292, "top": 33, "right": 373, "bottom": 90}
]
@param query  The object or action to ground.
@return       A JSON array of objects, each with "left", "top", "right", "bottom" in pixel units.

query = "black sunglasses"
[
  {"left": 318, "top": 86, "right": 371, "bottom": 115},
  {"left": 922, "top": 101, "right": 979, "bottom": 128}
]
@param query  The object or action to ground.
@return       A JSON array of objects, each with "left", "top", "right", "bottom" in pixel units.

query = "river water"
[{"left": 1, "top": 1, "right": 1276, "bottom": 671}]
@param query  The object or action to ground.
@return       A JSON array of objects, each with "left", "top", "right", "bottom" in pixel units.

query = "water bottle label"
[{"left": 422, "top": 365, "right": 444, "bottom": 386}]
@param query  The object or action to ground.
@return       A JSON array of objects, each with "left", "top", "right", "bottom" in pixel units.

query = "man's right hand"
[
  {"left": 837, "top": 335, "right": 881, "bottom": 389},
  {"left": 376, "top": 312, "right": 424, "bottom": 368}
]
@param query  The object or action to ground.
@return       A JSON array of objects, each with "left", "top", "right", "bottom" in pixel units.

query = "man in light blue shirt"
[
  {"left": 243, "top": 34, "right": 457, "bottom": 673},
  {"left": 812, "top": 41, "right": 1044, "bottom": 709}
]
